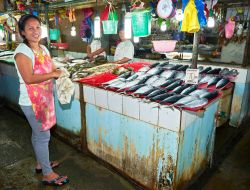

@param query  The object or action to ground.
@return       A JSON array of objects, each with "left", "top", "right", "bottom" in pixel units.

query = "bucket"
[
  {"left": 131, "top": 10, "right": 151, "bottom": 37},
  {"left": 49, "top": 29, "right": 60, "bottom": 41},
  {"left": 102, "top": 20, "right": 118, "bottom": 34}
]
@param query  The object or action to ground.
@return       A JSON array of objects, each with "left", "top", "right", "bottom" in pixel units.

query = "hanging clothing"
[
  {"left": 18, "top": 45, "right": 56, "bottom": 131},
  {"left": 114, "top": 40, "right": 134, "bottom": 61},
  {"left": 181, "top": 0, "right": 200, "bottom": 33}
]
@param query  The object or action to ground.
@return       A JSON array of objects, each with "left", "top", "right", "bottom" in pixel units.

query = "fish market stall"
[{"left": 79, "top": 62, "right": 228, "bottom": 189}]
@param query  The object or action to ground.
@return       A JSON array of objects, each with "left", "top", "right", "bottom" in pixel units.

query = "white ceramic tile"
[
  {"left": 139, "top": 101, "right": 159, "bottom": 125},
  {"left": 158, "top": 106, "right": 181, "bottom": 132},
  {"left": 122, "top": 96, "right": 140, "bottom": 119},
  {"left": 107, "top": 91, "right": 123, "bottom": 114},
  {"left": 83, "top": 85, "right": 95, "bottom": 105},
  {"left": 95, "top": 88, "right": 108, "bottom": 109}
]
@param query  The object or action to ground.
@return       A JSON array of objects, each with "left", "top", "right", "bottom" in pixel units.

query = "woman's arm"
[
  {"left": 15, "top": 53, "right": 62, "bottom": 84},
  {"left": 113, "top": 57, "right": 131, "bottom": 64}
]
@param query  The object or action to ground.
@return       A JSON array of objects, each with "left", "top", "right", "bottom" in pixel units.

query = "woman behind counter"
[{"left": 14, "top": 14, "right": 69, "bottom": 186}]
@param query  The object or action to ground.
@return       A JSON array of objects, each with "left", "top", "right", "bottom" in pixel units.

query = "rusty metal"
[{"left": 79, "top": 83, "right": 88, "bottom": 153}]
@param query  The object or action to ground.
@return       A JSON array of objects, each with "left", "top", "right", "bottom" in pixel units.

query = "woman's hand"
[{"left": 52, "top": 69, "right": 63, "bottom": 78}]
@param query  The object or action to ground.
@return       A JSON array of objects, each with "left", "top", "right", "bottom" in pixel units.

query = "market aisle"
[
  {"left": 0, "top": 107, "right": 140, "bottom": 190},
  {"left": 202, "top": 126, "right": 250, "bottom": 190}
]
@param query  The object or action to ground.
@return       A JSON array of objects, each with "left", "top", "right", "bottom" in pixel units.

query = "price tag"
[{"left": 185, "top": 69, "right": 199, "bottom": 84}]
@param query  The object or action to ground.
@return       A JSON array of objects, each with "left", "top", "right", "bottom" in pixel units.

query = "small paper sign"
[{"left": 185, "top": 69, "right": 199, "bottom": 84}]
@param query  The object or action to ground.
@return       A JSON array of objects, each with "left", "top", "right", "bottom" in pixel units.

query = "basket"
[
  {"left": 49, "top": 29, "right": 60, "bottom": 41},
  {"left": 152, "top": 40, "right": 177, "bottom": 53},
  {"left": 131, "top": 10, "right": 151, "bottom": 37},
  {"left": 102, "top": 20, "right": 118, "bottom": 34}
]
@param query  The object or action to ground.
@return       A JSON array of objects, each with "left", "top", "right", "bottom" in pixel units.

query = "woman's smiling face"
[{"left": 22, "top": 18, "right": 41, "bottom": 43}]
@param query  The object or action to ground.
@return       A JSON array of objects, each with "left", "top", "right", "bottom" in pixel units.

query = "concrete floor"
[{"left": 1, "top": 106, "right": 250, "bottom": 190}]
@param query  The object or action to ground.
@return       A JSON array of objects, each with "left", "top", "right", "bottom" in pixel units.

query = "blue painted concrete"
[
  {"left": 86, "top": 103, "right": 179, "bottom": 160},
  {"left": 230, "top": 83, "right": 249, "bottom": 127},
  {"left": 0, "top": 75, "right": 19, "bottom": 104},
  {"left": 54, "top": 95, "right": 81, "bottom": 135},
  {"left": 175, "top": 102, "right": 218, "bottom": 185}
]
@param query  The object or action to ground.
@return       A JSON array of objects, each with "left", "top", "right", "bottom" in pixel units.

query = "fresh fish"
[
  {"left": 207, "top": 68, "right": 221, "bottom": 75},
  {"left": 228, "top": 69, "right": 239, "bottom": 76},
  {"left": 160, "top": 94, "right": 185, "bottom": 104},
  {"left": 138, "top": 66, "right": 151, "bottom": 73},
  {"left": 200, "top": 90, "right": 218, "bottom": 100},
  {"left": 198, "top": 66, "right": 204, "bottom": 72},
  {"left": 136, "top": 73, "right": 152, "bottom": 80},
  {"left": 219, "top": 68, "right": 230, "bottom": 76},
  {"left": 149, "top": 62, "right": 160, "bottom": 68},
  {"left": 126, "top": 73, "right": 139, "bottom": 81},
  {"left": 108, "top": 80, "right": 127, "bottom": 89},
  {"left": 147, "top": 67, "right": 164, "bottom": 75},
  {"left": 165, "top": 80, "right": 182, "bottom": 91},
  {"left": 150, "top": 93, "right": 174, "bottom": 101},
  {"left": 216, "top": 78, "right": 230, "bottom": 89},
  {"left": 160, "top": 70, "right": 176, "bottom": 79},
  {"left": 199, "top": 75, "right": 213, "bottom": 84},
  {"left": 172, "top": 84, "right": 191, "bottom": 94},
  {"left": 207, "top": 76, "right": 222, "bottom": 87},
  {"left": 180, "top": 84, "right": 197, "bottom": 95},
  {"left": 117, "top": 79, "right": 142, "bottom": 90},
  {"left": 174, "top": 96, "right": 198, "bottom": 105},
  {"left": 177, "top": 65, "right": 189, "bottom": 71},
  {"left": 145, "top": 75, "right": 160, "bottom": 85},
  {"left": 189, "top": 89, "right": 207, "bottom": 97},
  {"left": 199, "top": 67, "right": 212, "bottom": 74},
  {"left": 146, "top": 89, "right": 166, "bottom": 99},
  {"left": 132, "top": 85, "right": 155, "bottom": 96},
  {"left": 160, "top": 79, "right": 175, "bottom": 87},
  {"left": 118, "top": 71, "right": 133, "bottom": 79},
  {"left": 174, "top": 72, "right": 186, "bottom": 80},
  {"left": 124, "top": 84, "right": 146, "bottom": 92},
  {"left": 151, "top": 77, "right": 168, "bottom": 87},
  {"left": 162, "top": 64, "right": 175, "bottom": 69},
  {"left": 171, "top": 64, "right": 183, "bottom": 70},
  {"left": 181, "top": 98, "right": 208, "bottom": 109},
  {"left": 158, "top": 61, "right": 169, "bottom": 67}
]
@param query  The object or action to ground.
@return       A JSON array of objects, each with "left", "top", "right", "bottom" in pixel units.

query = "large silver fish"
[
  {"left": 181, "top": 98, "right": 208, "bottom": 109},
  {"left": 102, "top": 78, "right": 125, "bottom": 86},
  {"left": 160, "top": 70, "right": 176, "bottom": 79},
  {"left": 117, "top": 79, "right": 142, "bottom": 90},
  {"left": 174, "top": 96, "right": 198, "bottom": 105},
  {"left": 165, "top": 80, "right": 182, "bottom": 91},
  {"left": 132, "top": 85, "right": 155, "bottom": 96},
  {"left": 145, "top": 75, "right": 160, "bottom": 85},
  {"left": 150, "top": 93, "right": 174, "bottom": 101},
  {"left": 207, "top": 68, "right": 221, "bottom": 75},
  {"left": 160, "top": 94, "right": 185, "bottom": 104},
  {"left": 177, "top": 65, "right": 189, "bottom": 71},
  {"left": 180, "top": 84, "right": 197, "bottom": 95},
  {"left": 124, "top": 84, "right": 146, "bottom": 92},
  {"left": 146, "top": 67, "right": 164, "bottom": 75},
  {"left": 199, "top": 90, "right": 218, "bottom": 100},
  {"left": 207, "top": 76, "right": 222, "bottom": 87},
  {"left": 174, "top": 72, "right": 186, "bottom": 80},
  {"left": 138, "top": 66, "right": 151, "bottom": 73},
  {"left": 172, "top": 84, "right": 190, "bottom": 94},
  {"left": 199, "top": 75, "right": 213, "bottom": 84},
  {"left": 151, "top": 77, "right": 168, "bottom": 87},
  {"left": 189, "top": 89, "right": 207, "bottom": 97},
  {"left": 199, "top": 67, "right": 212, "bottom": 74},
  {"left": 216, "top": 78, "right": 230, "bottom": 89},
  {"left": 146, "top": 89, "right": 166, "bottom": 99}
]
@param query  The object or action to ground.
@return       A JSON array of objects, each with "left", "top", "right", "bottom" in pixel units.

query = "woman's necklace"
[{"left": 32, "top": 47, "right": 44, "bottom": 56}]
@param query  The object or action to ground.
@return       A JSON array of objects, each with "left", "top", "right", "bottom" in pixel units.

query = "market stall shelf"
[{"left": 83, "top": 84, "right": 219, "bottom": 190}]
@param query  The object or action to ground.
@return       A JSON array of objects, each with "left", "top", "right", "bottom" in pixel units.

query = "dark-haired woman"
[{"left": 14, "top": 14, "right": 69, "bottom": 186}]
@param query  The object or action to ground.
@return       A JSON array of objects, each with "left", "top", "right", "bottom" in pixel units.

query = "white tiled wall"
[
  {"left": 107, "top": 91, "right": 123, "bottom": 114},
  {"left": 83, "top": 85, "right": 95, "bottom": 105},
  {"left": 139, "top": 101, "right": 159, "bottom": 125},
  {"left": 122, "top": 96, "right": 140, "bottom": 120},
  {"left": 95, "top": 88, "right": 108, "bottom": 109}
]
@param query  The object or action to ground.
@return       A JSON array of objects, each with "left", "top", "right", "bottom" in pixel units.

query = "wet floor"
[{"left": 1, "top": 106, "right": 250, "bottom": 190}]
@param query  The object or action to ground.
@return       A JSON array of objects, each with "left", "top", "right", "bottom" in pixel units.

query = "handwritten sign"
[{"left": 185, "top": 69, "right": 199, "bottom": 84}]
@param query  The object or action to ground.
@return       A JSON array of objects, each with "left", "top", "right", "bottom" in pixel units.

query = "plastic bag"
[
  {"left": 225, "top": 18, "right": 235, "bottom": 39},
  {"left": 181, "top": 0, "right": 200, "bottom": 33},
  {"left": 100, "top": 5, "right": 110, "bottom": 21},
  {"left": 195, "top": 0, "right": 207, "bottom": 28}
]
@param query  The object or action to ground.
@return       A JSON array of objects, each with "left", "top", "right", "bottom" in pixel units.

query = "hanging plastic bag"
[
  {"left": 100, "top": 5, "right": 110, "bottom": 21},
  {"left": 195, "top": 0, "right": 207, "bottom": 28},
  {"left": 225, "top": 18, "right": 235, "bottom": 39},
  {"left": 182, "top": 0, "right": 189, "bottom": 10},
  {"left": 181, "top": 0, "right": 200, "bottom": 33}
]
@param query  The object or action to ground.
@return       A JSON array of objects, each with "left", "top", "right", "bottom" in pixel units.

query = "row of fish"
[{"left": 102, "top": 65, "right": 221, "bottom": 110}]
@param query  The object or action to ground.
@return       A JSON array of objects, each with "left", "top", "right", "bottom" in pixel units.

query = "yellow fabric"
[{"left": 181, "top": 0, "right": 200, "bottom": 33}]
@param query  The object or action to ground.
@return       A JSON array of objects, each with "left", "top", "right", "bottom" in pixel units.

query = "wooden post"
[
  {"left": 191, "top": 32, "right": 200, "bottom": 69},
  {"left": 45, "top": 4, "right": 50, "bottom": 47}
]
